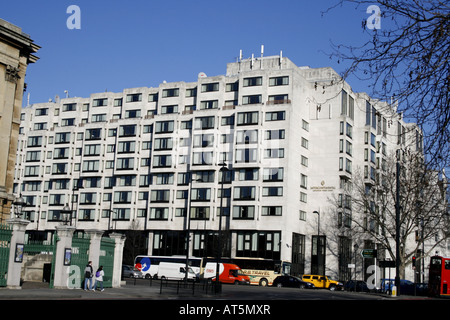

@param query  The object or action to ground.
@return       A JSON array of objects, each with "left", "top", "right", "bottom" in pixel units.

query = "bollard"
[{"left": 391, "top": 286, "right": 397, "bottom": 297}]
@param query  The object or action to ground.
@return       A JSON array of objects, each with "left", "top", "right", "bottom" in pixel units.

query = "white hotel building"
[{"left": 14, "top": 54, "right": 422, "bottom": 280}]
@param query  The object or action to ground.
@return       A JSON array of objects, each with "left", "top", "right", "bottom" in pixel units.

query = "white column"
[
  {"left": 109, "top": 233, "right": 126, "bottom": 288},
  {"left": 85, "top": 229, "right": 104, "bottom": 271},
  {"left": 6, "top": 218, "right": 30, "bottom": 289},
  {"left": 53, "top": 225, "right": 76, "bottom": 289}
]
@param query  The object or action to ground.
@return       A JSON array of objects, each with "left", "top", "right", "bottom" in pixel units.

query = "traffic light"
[{"left": 412, "top": 256, "right": 416, "bottom": 267}]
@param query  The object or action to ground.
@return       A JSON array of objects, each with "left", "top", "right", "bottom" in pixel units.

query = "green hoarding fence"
[
  {"left": 0, "top": 224, "right": 12, "bottom": 287},
  {"left": 99, "top": 237, "right": 115, "bottom": 288}
]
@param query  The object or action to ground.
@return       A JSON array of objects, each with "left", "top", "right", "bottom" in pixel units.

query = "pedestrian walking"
[
  {"left": 94, "top": 265, "right": 105, "bottom": 292},
  {"left": 84, "top": 261, "right": 94, "bottom": 291}
]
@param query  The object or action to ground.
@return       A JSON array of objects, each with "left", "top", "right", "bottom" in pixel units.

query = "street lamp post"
[
  {"left": 313, "top": 210, "right": 321, "bottom": 275},
  {"left": 395, "top": 155, "right": 401, "bottom": 295},
  {"left": 70, "top": 179, "right": 83, "bottom": 226},
  {"left": 13, "top": 195, "right": 26, "bottom": 219},
  {"left": 60, "top": 204, "right": 72, "bottom": 225},
  {"left": 215, "top": 163, "right": 228, "bottom": 293},
  {"left": 184, "top": 173, "right": 203, "bottom": 282},
  {"left": 353, "top": 243, "right": 359, "bottom": 288}
]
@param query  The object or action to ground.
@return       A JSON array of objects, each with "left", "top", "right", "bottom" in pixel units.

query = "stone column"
[
  {"left": 109, "top": 233, "right": 126, "bottom": 288},
  {"left": 53, "top": 225, "right": 75, "bottom": 289},
  {"left": 85, "top": 229, "right": 104, "bottom": 271},
  {"left": 6, "top": 218, "right": 29, "bottom": 289}
]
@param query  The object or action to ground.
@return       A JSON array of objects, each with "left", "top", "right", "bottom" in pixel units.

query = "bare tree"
[
  {"left": 335, "top": 151, "right": 448, "bottom": 278},
  {"left": 325, "top": 0, "right": 449, "bottom": 169}
]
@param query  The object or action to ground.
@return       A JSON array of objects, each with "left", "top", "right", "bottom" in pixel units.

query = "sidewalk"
[{"left": 0, "top": 280, "right": 218, "bottom": 300}]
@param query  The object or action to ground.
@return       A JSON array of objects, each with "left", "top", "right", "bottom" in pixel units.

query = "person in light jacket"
[{"left": 94, "top": 265, "right": 105, "bottom": 291}]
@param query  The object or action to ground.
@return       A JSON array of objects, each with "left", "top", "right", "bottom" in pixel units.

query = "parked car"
[
  {"left": 381, "top": 279, "right": 429, "bottom": 296},
  {"left": 273, "top": 275, "right": 315, "bottom": 289},
  {"left": 301, "top": 274, "right": 343, "bottom": 291},
  {"left": 122, "top": 265, "right": 144, "bottom": 278},
  {"left": 344, "top": 280, "right": 371, "bottom": 292}
]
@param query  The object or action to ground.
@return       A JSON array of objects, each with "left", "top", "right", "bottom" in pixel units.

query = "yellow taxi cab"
[{"left": 301, "top": 274, "right": 343, "bottom": 291}]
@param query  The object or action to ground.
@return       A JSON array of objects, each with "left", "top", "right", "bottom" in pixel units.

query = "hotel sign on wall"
[{"left": 310, "top": 181, "right": 336, "bottom": 192}]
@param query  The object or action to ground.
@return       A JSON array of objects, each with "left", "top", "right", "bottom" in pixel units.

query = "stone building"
[
  {"left": 14, "top": 52, "right": 425, "bottom": 280},
  {"left": 0, "top": 18, "right": 40, "bottom": 223}
]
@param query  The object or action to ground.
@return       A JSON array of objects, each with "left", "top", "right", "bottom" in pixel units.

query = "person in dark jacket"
[{"left": 84, "top": 261, "right": 94, "bottom": 291}]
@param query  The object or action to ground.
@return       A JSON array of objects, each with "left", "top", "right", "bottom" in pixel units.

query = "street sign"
[
  {"left": 379, "top": 260, "right": 396, "bottom": 268},
  {"left": 360, "top": 249, "right": 377, "bottom": 259}
]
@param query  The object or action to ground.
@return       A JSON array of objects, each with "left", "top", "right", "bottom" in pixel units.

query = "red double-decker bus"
[{"left": 428, "top": 255, "right": 450, "bottom": 297}]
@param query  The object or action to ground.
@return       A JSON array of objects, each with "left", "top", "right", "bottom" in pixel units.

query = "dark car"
[
  {"left": 380, "top": 279, "right": 429, "bottom": 296},
  {"left": 344, "top": 280, "right": 371, "bottom": 292},
  {"left": 273, "top": 275, "right": 315, "bottom": 289}
]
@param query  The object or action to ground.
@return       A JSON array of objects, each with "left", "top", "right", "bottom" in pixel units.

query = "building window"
[
  {"left": 126, "top": 93, "right": 142, "bottom": 102},
  {"left": 191, "top": 188, "right": 211, "bottom": 201},
  {"left": 161, "top": 105, "right": 178, "bottom": 114},
  {"left": 262, "top": 186, "right": 283, "bottom": 197},
  {"left": 85, "top": 128, "right": 102, "bottom": 140},
  {"left": 62, "top": 103, "right": 77, "bottom": 112},
  {"left": 186, "top": 88, "right": 197, "bottom": 97},
  {"left": 52, "top": 163, "right": 68, "bottom": 174},
  {"left": 236, "top": 231, "right": 280, "bottom": 259},
  {"left": 200, "top": 100, "right": 218, "bottom": 110},
  {"left": 79, "top": 192, "right": 96, "bottom": 205},
  {"left": 117, "top": 158, "right": 134, "bottom": 170},
  {"left": 233, "top": 206, "right": 255, "bottom": 219},
  {"left": 265, "top": 129, "right": 285, "bottom": 140},
  {"left": 162, "top": 88, "right": 179, "bottom": 97},
  {"left": 118, "top": 141, "right": 136, "bottom": 153},
  {"left": 238, "top": 168, "right": 259, "bottom": 181},
  {"left": 264, "top": 148, "right": 284, "bottom": 158},
  {"left": 233, "top": 186, "right": 256, "bottom": 200},
  {"left": 243, "top": 77, "right": 262, "bottom": 87},
  {"left": 194, "top": 134, "right": 214, "bottom": 148},
  {"left": 190, "top": 207, "right": 210, "bottom": 220},
  {"left": 226, "top": 81, "right": 238, "bottom": 92},
  {"left": 91, "top": 114, "right": 106, "bottom": 122},
  {"left": 265, "top": 111, "right": 285, "bottom": 121},
  {"left": 221, "top": 115, "right": 234, "bottom": 126},
  {"left": 242, "top": 95, "right": 262, "bottom": 105},
  {"left": 119, "top": 125, "right": 136, "bottom": 137},
  {"left": 84, "top": 144, "right": 101, "bottom": 156},
  {"left": 237, "top": 112, "right": 258, "bottom": 125},
  {"left": 125, "top": 109, "right": 141, "bottom": 118},
  {"left": 155, "top": 121, "right": 174, "bottom": 134},
  {"left": 269, "top": 76, "right": 289, "bottom": 86},
  {"left": 154, "top": 173, "right": 174, "bottom": 185},
  {"left": 93, "top": 98, "right": 108, "bottom": 107},
  {"left": 114, "top": 191, "right": 132, "bottom": 203},
  {"left": 263, "top": 168, "right": 284, "bottom": 182},
  {"left": 236, "top": 130, "right": 258, "bottom": 144},
  {"left": 82, "top": 160, "right": 99, "bottom": 172},
  {"left": 26, "top": 150, "right": 41, "bottom": 162},
  {"left": 235, "top": 148, "right": 257, "bottom": 163},
  {"left": 201, "top": 82, "right": 219, "bottom": 92},
  {"left": 194, "top": 116, "right": 215, "bottom": 130},
  {"left": 114, "top": 208, "right": 131, "bottom": 220},
  {"left": 154, "top": 138, "right": 173, "bottom": 150},
  {"left": 153, "top": 155, "right": 172, "bottom": 168},
  {"left": 55, "top": 133, "right": 71, "bottom": 144},
  {"left": 193, "top": 152, "right": 213, "bottom": 165},
  {"left": 150, "top": 190, "right": 170, "bottom": 203},
  {"left": 148, "top": 93, "right": 158, "bottom": 102},
  {"left": 262, "top": 206, "right": 282, "bottom": 216}
]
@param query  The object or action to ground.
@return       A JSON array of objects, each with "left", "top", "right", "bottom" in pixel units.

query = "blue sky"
[{"left": 2, "top": 0, "right": 375, "bottom": 105}]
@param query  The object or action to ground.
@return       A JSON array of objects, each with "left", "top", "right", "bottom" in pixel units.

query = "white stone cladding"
[{"left": 14, "top": 55, "right": 423, "bottom": 279}]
